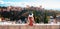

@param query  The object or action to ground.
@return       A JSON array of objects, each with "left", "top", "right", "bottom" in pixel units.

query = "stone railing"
[{"left": 0, "top": 24, "right": 60, "bottom": 29}]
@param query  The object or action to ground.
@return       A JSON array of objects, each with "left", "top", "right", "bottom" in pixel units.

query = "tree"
[{"left": 44, "top": 10, "right": 48, "bottom": 23}]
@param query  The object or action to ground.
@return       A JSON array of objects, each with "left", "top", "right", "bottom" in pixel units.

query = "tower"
[{"left": 26, "top": 5, "right": 30, "bottom": 8}]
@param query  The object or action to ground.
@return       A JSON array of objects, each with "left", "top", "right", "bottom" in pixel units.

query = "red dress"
[{"left": 29, "top": 17, "right": 33, "bottom": 26}]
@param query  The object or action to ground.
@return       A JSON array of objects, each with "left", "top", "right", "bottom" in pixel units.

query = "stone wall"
[{"left": 0, "top": 24, "right": 60, "bottom": 29}]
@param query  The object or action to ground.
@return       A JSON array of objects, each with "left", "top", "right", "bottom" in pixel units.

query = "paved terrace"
[{"left": 0, "top": 24, "right": 60, "bottom": 29}]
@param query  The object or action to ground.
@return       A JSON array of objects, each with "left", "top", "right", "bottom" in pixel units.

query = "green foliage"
[
  {"left": 33, "top": 10, "right": 41, "bottom": 23},
  {"left": 44, "top": 10, "right": 48, "bottom": 23},
  {"left": 1, "top": 7, "right": 57, "bottom": 23}
]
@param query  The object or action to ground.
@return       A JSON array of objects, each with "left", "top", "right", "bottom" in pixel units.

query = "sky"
[{"left": 0, "top": 0, "right": 60, "bottom": 10}]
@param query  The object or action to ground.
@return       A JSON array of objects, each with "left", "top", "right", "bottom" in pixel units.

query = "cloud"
[
  {"left": 5, "top": 2, "right": 28, "bottom": 7},
  {"left": 0, "top": 0, "right": 42, "bottom": 7},
  {"left": 0, "top": 0, "right": 48, "bottom": 7},
  {"left": 3, "top": 1, "right": 40, "bottom": 7},
  {"left": 0, "top": 0, "right": 60, "bottom": 9},
  {"left": 0, "top": 0, "right": 4, "bottom": 4}
]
